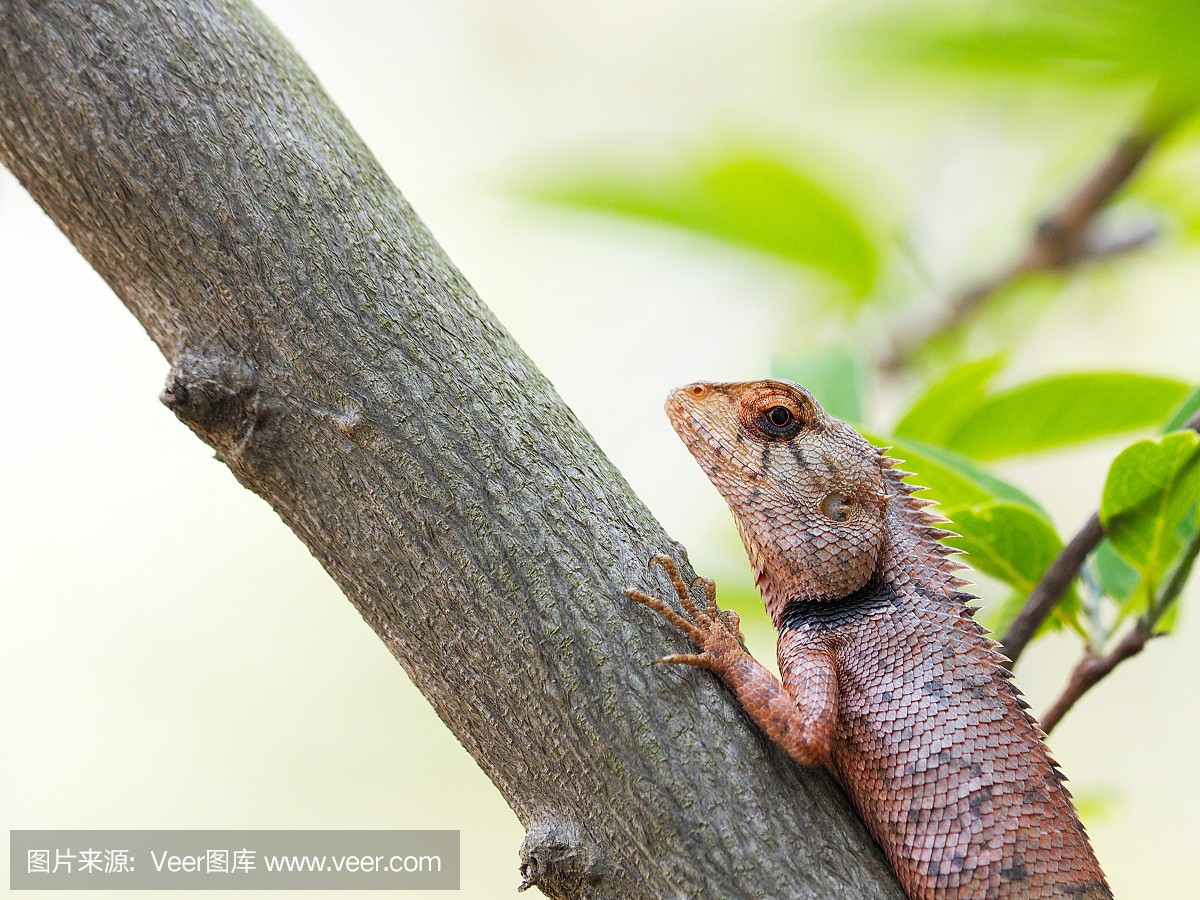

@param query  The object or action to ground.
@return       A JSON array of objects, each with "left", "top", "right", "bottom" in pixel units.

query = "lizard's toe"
[{"left": 654, "top": 652, "right": 712, "bottom": 670}]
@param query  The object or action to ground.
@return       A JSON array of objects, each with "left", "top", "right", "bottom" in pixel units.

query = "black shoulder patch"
[{"left": 778, "top": 578, "right": 899, "bottom": 632}]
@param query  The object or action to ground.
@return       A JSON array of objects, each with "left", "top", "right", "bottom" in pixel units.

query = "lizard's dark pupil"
[{"left": 767, "top": 406, "right": 792, "bottom": 427}]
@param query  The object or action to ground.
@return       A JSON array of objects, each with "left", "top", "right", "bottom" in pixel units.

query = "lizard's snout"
[{"left": 666, "top": 383, "right": 711, "bottom": 408}]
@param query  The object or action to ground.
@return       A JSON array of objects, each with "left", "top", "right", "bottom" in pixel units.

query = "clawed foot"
[{"left": 626, "top": 555, "right": 743, "bottom": 672}]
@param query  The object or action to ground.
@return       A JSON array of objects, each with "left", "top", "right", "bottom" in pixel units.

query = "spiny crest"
[
  {"left": 873, "top": 446, "right": 1058, "bottom": 742},
  {"left": 876, "top": 445, "right": 974, "bottom": 586}
]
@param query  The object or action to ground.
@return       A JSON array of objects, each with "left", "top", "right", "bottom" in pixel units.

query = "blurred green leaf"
[
  {"left": 945, "top": 502, "right": 1079, "bottom": 633},
  {"left": 909, "top": 442, "right": 1046, "bottom": 514},
  {"left": 1156, "top": 509, "right": 1199, "bottom": 633},
  {"left": 865, "top": 427, "right": 1072, "bottom": 635},
  {"left": 1073, "top": 787, "right": 1122, "bottom": 825},
  {"left": 893, "top": 356, "right": 1005, "bottom": 445},
  {"left": 773, "top": 346, "right": 866, "bottom": 423},
  {"left": 531, "top": 155, "right": 879, "bottom": 299},
  {"left": 1133, "top": 117, "right": 1200, "bottom": 239},
  {"left": 862, "top": 432, "right": 1044, "bottom": 515},
  {"left": 711, "top": 578, "right": 772, "bottom": 624},
  {"left": 1100, "top": 431, "right": 1200, "bottom": 609},
  {"left": 983, "top": 589, "right": 1030, "bottom": 642},
  {"left": 1093, "top": 539, "right": 1140, "bottom": 606},
  {"left": 853, "top": 0, "right": 1200, "bottom": 125},
  {"left": 1162, "top": 384, "right": 1200, "bottom": 431},
  {"left": 940, "top": 373, "right": 1189, "bottom": 460},
  {"left": 1156, "top": 597, "right": 1182, "bottom": 633},
  {"left": 985, "top": 588, "right": 1072, "bottom": 641}
]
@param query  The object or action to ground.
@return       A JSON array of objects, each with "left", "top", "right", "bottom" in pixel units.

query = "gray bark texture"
[{"left": 0, "top": 2, "right": 904, "bottom": 897}]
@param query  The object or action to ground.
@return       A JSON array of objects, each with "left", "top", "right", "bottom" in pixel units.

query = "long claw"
[
  {"left": 648, "top": 554, "right": 679, "bottom": 574},
  {"left": 629, "top": 554, "right": 737, "bottom": 671},
  {"left": 649, "top": 554, "right": 708, "bottom": 624},
  {"left": 699, "top": 576, "right": 719, "bottom": 619},
  {"left": 720, "top": 609, "right": 742, "bottom": 637},
  {"left": 625, "top": 588, "right": 702, "bottom": 642}
]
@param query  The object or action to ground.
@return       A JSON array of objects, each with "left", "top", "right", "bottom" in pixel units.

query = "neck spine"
[
  {"left": 763, "top": 447, "right": 974, "bottom": 629},
  {"left": 875, "top": 447, "right": 975, "bottom": 602}
]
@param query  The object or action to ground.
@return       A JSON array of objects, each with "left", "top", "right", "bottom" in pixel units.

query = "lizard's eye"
[
  {"left": 767, "top": 406, "right": 792, "bottom": 428},
  {"left": 738, "top": 385, "right": 810, "bottom": 441},
  {"left": 753, "top": 402, "right": 803, "bottom": 440}
]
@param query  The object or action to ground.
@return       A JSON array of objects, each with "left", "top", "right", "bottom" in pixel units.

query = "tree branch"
[
  {"left": 1039, "top": 623, "right": 1149, "bottom": 735},
  {"left": 1001, "top": 406, "right": 1200, "bottom": 666},
  {"left": 0, "top": 2, "right": 904, "bottom": 898},
  {"left": 1000, "top": 513, "right": 1104, "bottom": 664},
  {"left": 1041, "top": 505, "right": 1200, "bottom": 733},
  {"left": 882, "top": 130, "right": 1160, "bottom": 372}
]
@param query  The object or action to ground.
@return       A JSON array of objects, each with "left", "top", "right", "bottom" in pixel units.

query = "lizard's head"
[{"left": 666, "top": 380, "right": 889, "bottom": 620}]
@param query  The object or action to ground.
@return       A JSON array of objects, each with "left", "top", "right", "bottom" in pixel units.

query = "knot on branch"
[
  {"left": 161, "top": 350, "right": 282, "bottom": 464},
  {"left": 1030, "top": 216, "right": 1083, "bottom": 269},
  {"left": 518, "top": 818, "right": 619, "bottom": 899}
]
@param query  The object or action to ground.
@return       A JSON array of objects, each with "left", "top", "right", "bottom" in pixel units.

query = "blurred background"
[{"left": 3, "top": 0, "right": 1199, "bottom": 897}]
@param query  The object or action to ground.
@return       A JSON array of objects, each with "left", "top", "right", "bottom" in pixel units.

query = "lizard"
[{"left": 626, "top": 379, "right": 1111, "bottom": 900}]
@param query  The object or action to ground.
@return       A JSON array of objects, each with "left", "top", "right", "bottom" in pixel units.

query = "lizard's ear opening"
[
  {"left": 805, "top": 478, "right": 889, "bottom": 600},
  {"left": 820, "top": 492, "right": 855, "bottom": 522}
]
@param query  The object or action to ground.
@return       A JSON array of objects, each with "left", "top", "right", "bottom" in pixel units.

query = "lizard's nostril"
[{"left": 689, "top": 385, "right": 707, "bottom": 398}]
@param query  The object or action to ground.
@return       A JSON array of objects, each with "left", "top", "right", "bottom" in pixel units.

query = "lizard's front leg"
[{"left": 627, "top": 555, "right": 838, "bottom": 768}]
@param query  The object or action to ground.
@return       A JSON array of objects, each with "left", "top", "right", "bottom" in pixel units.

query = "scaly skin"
[{"left": 627, "top": 380, "right": 1111, "bottom": 900}]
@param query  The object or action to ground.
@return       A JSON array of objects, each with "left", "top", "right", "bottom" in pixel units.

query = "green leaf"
[
  {"left": 1073, "top": 787, "right": 1122, "bottom": 825},
  {"left": 1094, "top": 492, "right": 1198, "bottom": 624},
  {"left": 1157, "top": 601, "right": 1182, "bottom": 633},
  {"left": 1162, "top": 384, "right": 1200, "bottom": 431},
  {"left": 1131, "top": 115, "right": 1200, "bottom": 242},
  {"left": 945, "top": 502, "right": 1079, "bottom": 632},
  {"left": 1100, "top": 431, "right": 1200, "bottom": 608},
  {"left": 1093, "top": 539, "right": 1140, "bottom": 606},
  {"left": 863, "top": 429, "right": 1077, "bottom": 637},
  {"left": 942, "top": 373, "right": 1190, "bottom": 460},
  {"left": 866, "top": 433, "right": 1046, "bottom": 516},
  {"left": 983, "top": 589, "right": 1032, "bottom": 642},
  {"left": 1149, "top": 501, "right": 1198, "bottom": 629},
  {"left": 531, "top": 154, "right": 879, "bottom": 299},
  {"left": 773, "top": 347, "right": 866, "bottom": 424},
  {"left": 850, "top": 0, "right": 1200, "bottom": 123},
  {"left": 1147, "top": 510, "right": 1199, "bottom": 633},
  {"left": 893, "top": 356, "right": 1005, "bottom": 446}
]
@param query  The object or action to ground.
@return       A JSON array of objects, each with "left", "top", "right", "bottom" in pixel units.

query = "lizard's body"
[{"left": 628, "top": 380, "right": 1110, "bottom": 900}]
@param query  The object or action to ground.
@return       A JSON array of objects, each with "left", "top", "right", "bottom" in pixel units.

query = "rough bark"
[{"left": 0, "top": 1, "right": 904, "bottom": 898}]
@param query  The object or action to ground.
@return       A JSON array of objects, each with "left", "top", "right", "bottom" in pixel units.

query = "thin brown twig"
[
  {"left": 1040, "top": 623, "right": 1150, "bottom": 734},
  {"left": 1001, "top": 407, "right": 1200, "bottom": 665},
  {"left": 882, "top": 130, "right": 1161, "bottom": 372},
  {"left": 1000, "top": 513, "right": 1103, "bottom": 664},
  {"left": 1041, "top": 518, "right": 1200, "bottom": 733}
]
